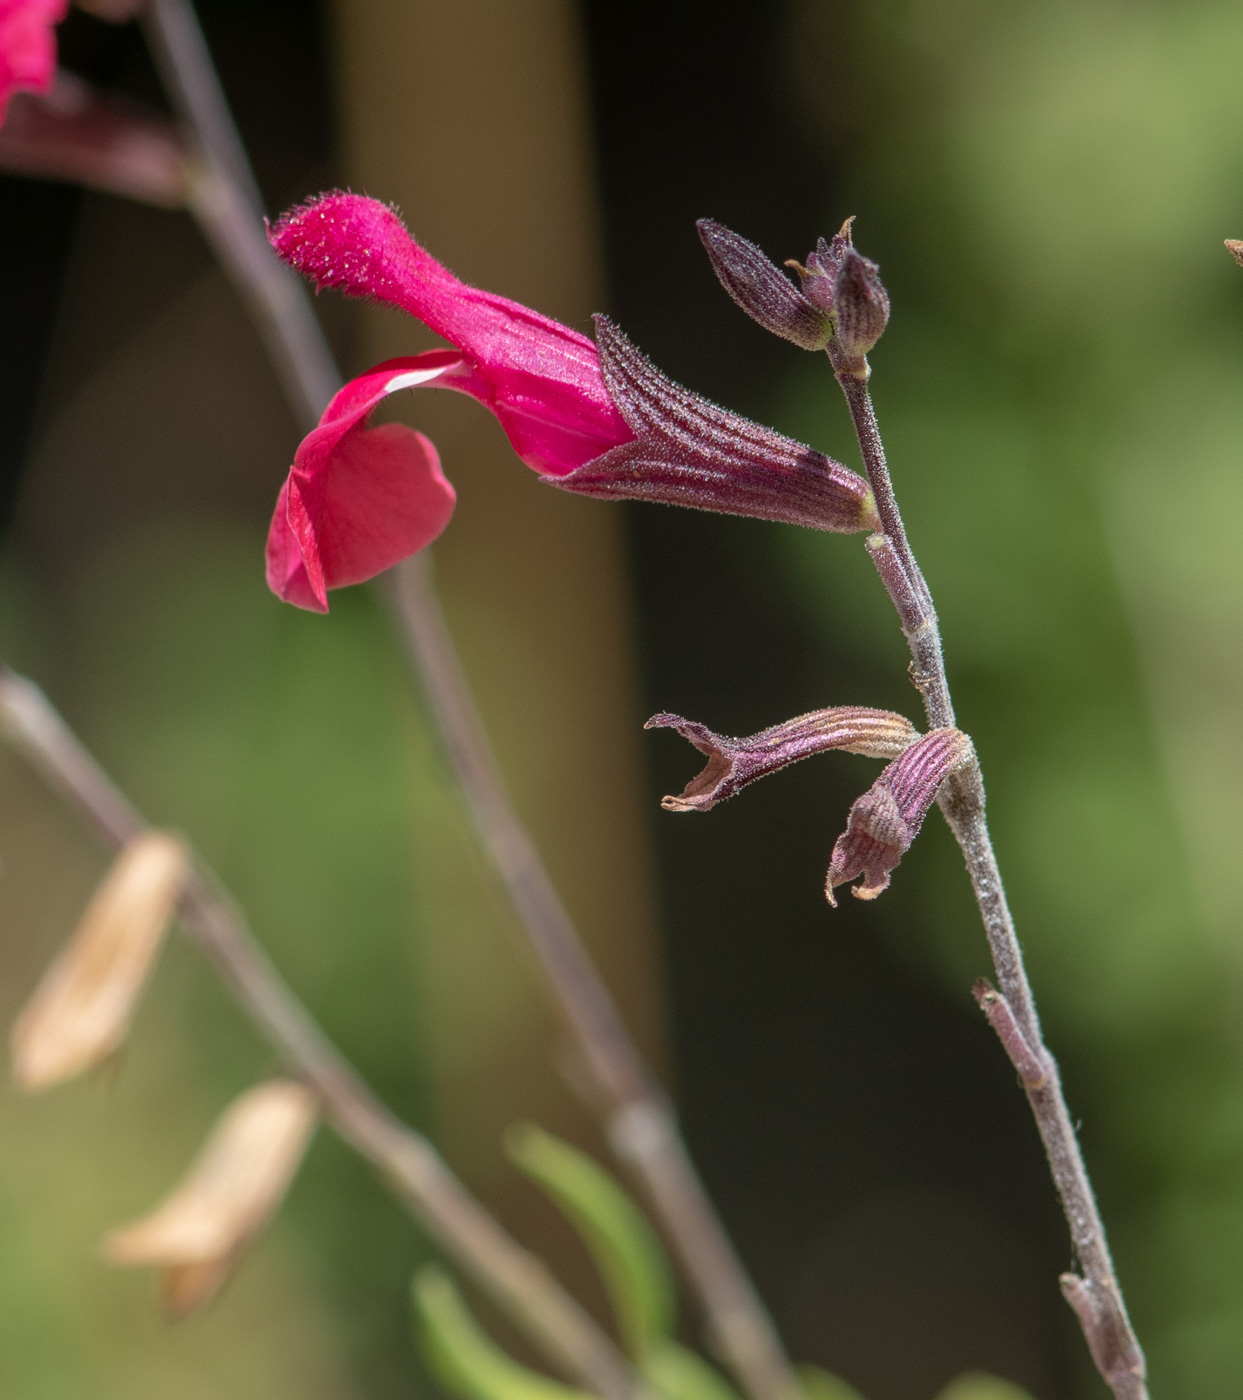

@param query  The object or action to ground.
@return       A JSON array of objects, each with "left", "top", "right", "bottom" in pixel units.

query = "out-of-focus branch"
[
  {"left": 143, "top": 0, "right": 338, "bottom": 430},
  {"left": 386, "top": 558, "right": 798, "bottom": 1400},
  {"left": 0, "top": 72, "right": 188, "bottom": 207},
  {"left": 129, "top": 6, "right": 799, "bottom": 1398},
  {"left": 0, "top": 667, "right": 642, "bottom": 1400}
]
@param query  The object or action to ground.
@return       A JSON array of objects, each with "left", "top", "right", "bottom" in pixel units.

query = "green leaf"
[
  {"left": 934, "top": 1374, "right": 1038, "bottom": 1400},
  {"left": 506, "top": 1124, "right": 676, "bottom": 1360},
  {"left": 798, "top": 1363, "right": 868, "bottom": 1400},
  {"left": 411, "top": 1266, "right": 597, "bottom": 1400},
  {"left": 644, "top": 1340, "right": 742, "bottom": 1400}
]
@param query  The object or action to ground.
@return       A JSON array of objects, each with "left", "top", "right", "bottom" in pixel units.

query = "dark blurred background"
[{"left": 3, "top": 2, "right": 1243, "bottom": 1398}]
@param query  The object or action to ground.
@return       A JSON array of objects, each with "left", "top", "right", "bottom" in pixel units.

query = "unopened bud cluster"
[{"left": 698, "top": 216, "right": 891, "bottom": 375}]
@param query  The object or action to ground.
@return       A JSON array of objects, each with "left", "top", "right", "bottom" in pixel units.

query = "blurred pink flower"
[{"left": 0, "top": 0, "right": 66, "bottom": 123}]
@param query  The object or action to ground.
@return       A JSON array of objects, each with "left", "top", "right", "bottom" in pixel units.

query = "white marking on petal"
[{"left": 385, "top": 366, "right": 452, "bottom": 393}]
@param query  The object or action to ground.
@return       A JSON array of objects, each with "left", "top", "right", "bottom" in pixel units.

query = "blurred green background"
[{"left": 2, "top": 1, "right": 1243, "bottom": 1397}]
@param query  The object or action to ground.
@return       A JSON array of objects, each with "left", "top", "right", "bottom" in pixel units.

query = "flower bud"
[
  {"left": 830, "top": 248, "right": 890, "bottom": 370},
  {"left": 696, "top": 219, "right": 831, "bottom": 350},
  {"left": 791, "top": 218, "right": 855, "bottom": 315},
  {"left": 105, "top": 1080, "right": 318, "bottom": 1318},
  {"left": 826, "top": 727, "right": 973, "bottom": 904},
  {"left": 12, "top": 830, "right": 188, "bottom": 1090},
  {"left": 555, "top": 317, "right": 879, "bottom": 535},
  {"left": 648, "top": 706, "right": 920, "bottom": 811}
]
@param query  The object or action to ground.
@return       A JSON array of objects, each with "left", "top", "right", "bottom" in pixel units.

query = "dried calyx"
[
  {"left": 826, "top": 728, "right": 973, "bottom": 905},
  {"left": 105, "top": 1080, "right": 318, "bottom": 1318},
  {"left": 648, "top": 706, "right": 920, "bottom": 811},
  {"left": 12, "top": 830, "right": 189, "bottom": 1090}
]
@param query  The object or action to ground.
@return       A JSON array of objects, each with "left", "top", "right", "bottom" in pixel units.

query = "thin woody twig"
[
  {"left": 0, "top": 667, "right": 642, "bottom": 1400},
  {"left": 133, "top": 6, "right": 798, "bottom": 1397},
  {"left": 386, "top": 558, "right": 798, "bottom": 1400},
  {"left": 143, "top": 0, "right": 339, "bottom": 431},
  {"left": 834, "top": 362, "right": 1148, "bottom": 1400}
]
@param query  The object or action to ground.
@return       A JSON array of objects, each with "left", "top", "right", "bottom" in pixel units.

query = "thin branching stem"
[
  {"left": 134, "top": 5, "right": 797, "bottom": 1396},
  {"left": 835, "top": 365, "right": 1148, "bottom": 1400},
  {"left": 0, "top": 668, "right": 641, "bottom": 1400},
  {"left": 386, "top": 559, "right": 798, "bottom": 1400}
]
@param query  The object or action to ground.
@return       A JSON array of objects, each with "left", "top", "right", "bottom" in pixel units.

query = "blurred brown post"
[{"left": 329, "top": 0, "right": 667, "bottom": 1275}]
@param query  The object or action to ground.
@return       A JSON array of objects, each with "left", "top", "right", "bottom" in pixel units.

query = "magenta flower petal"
[
  {"left": 266, "top": 355, "right": 459, "bottom": 612},
  {"left": 0, "top": 0, "right": 65, "bottom": 123},
  {"left": 268, "top": 192, "right": 631, "bottom": 477}
]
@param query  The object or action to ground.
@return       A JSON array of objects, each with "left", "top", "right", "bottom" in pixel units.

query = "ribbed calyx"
[{"left": 555, "top": 317, "right": 879, "bottom": 534}]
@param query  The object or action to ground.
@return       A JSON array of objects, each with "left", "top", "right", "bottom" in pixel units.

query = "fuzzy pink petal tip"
[{"left": 268, "top": 192, "right": 631, "bottom": 477}]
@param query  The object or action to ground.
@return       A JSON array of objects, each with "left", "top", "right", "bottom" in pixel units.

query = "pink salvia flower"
[
  {"left": 826, "top": 727, "right": 973, "bottom": 905},
  {"left": 267, "top": 192, "right": 876, "bottom": 610},
  {"left": 0, "top": 0, "right": 66, "bottom": 124}
]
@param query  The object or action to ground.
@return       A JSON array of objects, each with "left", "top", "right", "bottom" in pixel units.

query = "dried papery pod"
[
  {"left": 1226, "top": 239, "right": 1243, "bottom": 268},
  {"left": 647, "top": 707, "right": 920, "bottom": 812},
  {"left": 105, "top": 1080, "right": 318, "bottom": 1318},
  {"left": 555, "top": 318, "right": 879, "bottom": 535},
  {"left": 696, "top": 219, "right": 831, "bottom": 350},
  {"left": 12, "top": 829, "right": 189, "bottom": 1090},
  {"left": 826, "top": 727, "right": 973, "bottom": 905}
]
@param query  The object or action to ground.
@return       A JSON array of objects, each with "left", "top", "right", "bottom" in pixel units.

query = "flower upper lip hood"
[
  {"left": 268, "top": 192, "right": 632, "bottom": 479},
  {"left": 0, "top": 0, "right": 67, "bottom": 124}
]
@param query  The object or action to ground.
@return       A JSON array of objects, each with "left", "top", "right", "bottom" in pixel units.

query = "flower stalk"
[{"left": 831, "top": 325, "right": 1147, "bottom": 1400}]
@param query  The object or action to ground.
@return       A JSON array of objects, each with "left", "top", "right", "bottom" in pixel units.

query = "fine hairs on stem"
[
  {"left": 833, "top": 357, "right": 1147, "bottom": 1398},
  {"left": 139, "top": 5, "right": 795, "bottom": 1398}
]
